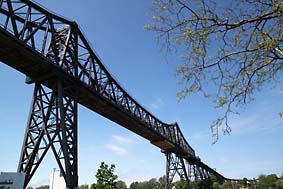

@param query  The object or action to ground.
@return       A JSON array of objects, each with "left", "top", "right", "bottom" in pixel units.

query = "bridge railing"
[{"left": 0, "top": 0, "right": 195, "bottom": 156}]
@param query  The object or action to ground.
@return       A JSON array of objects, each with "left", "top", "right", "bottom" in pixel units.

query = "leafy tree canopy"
[
  {"left": 35, "top": 186, "right": 49, "bottom": 189},
  {"left": 91, "top": 162, "right": 118, "bottom": 189},
  {"left": 129, "top": 176, "right": 165, "bottom": 189},
  {"left": 31, "top": 173, "right": 283, "bottom": 189},
  {"left": 79, "top": 184, "right": 89, "bottom": 189},
  {"left": 147, "top": 0, "right": 283, "bottom": 142},
  {"left": 116, "top": 180, "right": 127, "bottom": 189}
]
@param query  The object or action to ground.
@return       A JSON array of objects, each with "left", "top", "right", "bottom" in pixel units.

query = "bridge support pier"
[
  {"left": 17, "top": 81, "right": 78, "bottom": 189},
  {"left": 165, "top": 152, "right": 190, "bottom": 189}
]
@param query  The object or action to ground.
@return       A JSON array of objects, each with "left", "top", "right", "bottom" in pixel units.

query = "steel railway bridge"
[{"left": 0, "top": 0, "right": 235, "bottom": 188}]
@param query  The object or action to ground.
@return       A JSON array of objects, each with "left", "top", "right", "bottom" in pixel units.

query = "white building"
[
  {"left": 0, "top": 172, "right": 25, "bottom": 189},
  {"left": 49, "top": 169, "right": 66, "bottom": 189}
]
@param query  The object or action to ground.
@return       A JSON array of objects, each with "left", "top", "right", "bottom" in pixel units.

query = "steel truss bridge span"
[{"left": 0, "top": 0, "right": 233, "bottom": 188}]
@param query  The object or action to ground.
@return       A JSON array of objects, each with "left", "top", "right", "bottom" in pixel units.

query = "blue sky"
[{"left": 0, "top": 0, "right": 283, "bottom": 187}]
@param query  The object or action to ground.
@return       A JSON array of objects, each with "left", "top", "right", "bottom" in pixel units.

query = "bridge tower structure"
[
  {"left": 0, "top": 0, "right": 235, "bottom": 188},
  {"left": 16, "top": 26, "right": 80, "bottom": 188}
]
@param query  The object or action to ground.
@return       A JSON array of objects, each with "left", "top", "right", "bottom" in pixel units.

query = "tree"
[
  {"left": 257, "top": 174, "right": 279, "bottom": 188},
  {"left": 94, "top": 162, "right": 118, "bottom": 189},
  {"left": 35, "top": 186, "right": 49, "bottom": 189},
  {"left": 258, "top": 174, "right": 267, "bottom": 188},
  {"left": 129, "top": 177, "right": 165, "bottom": 189},
  {"left": 238, "top": 177, "right": 248, "bottom": 187},
  {"left": 158, "top": 175, "right": 166, "bottom": 188},
  {"left": 212, "top": 182, "right": 220, "bottom": 189},
  {"left": 220, "top": 181, "right": 234, "bottom": 189},
  {"left": 129, "top": 181, "right": 139, "bottom": 189},
  {"left": 147, "top": 0, "right": 283, "bottom": 142},
  {"left": 90, "top": 183, "right": 97, "bottom": 189},
  {"left": 266, "top": 174, "right": 278, "bottom": 188},
  {"left": 174, "top": 179, "right": 188, "bottom": 189},
  {"left": 116, "top": 180, "right": 127, "bottom": 189},
  {"left": 79, "top": 184, "right": 89, "bottom": 189},
  {"left": 147, "top": 178, "right": 159, "bottom": 188},
  {"left": 276, "top": 178, "right": 283, "bottom": 189}
]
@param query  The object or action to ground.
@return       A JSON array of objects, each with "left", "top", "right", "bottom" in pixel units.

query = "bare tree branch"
[{"left": 148, "top": 0, "right": 283, "bottom": 142}]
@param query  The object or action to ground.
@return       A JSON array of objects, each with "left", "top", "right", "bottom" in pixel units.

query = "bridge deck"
[{"left": 0, "top": 27, "right": 188, "bottom": 157}]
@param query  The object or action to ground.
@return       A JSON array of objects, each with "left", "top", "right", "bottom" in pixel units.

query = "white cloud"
[
  {"left": 149, "top": 97, "right": 164, "bottom": 110},
  {"left": 230, "top": 111, "right": 282, "bottom": 135},
  {"left": 219, "top": 157, "right": 230, "bottom": 165},
  {"left": 188, "top": 130, "right": 210, "bottom": 141},
  {"left": 105, "top": 134, "right": 141, "bottom": 156},
  {"left": 150, "top": 103, "right": 161, "bottom": 110},
  {"left": 112, "top": 135, "right": 136, "bottom": 144},
  {"left": 149, "top": 148, "right": 160, "bottom": 155},
  {"left": 106, "top": 144, "right": 128, "bottom": 156}
]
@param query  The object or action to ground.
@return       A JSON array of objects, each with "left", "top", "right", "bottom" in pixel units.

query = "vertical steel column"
[
  {"left": 18, "top": 83, "right": 56, "bottom": 188},
  {"left": 56, "top": 78, "right": 78, "bottom": 189},
  {"left": 165, "top": 152, "right": 190, "bottom": 189},
  {"left": 18, "top": 80, "right": 78, "bottom": 189}
]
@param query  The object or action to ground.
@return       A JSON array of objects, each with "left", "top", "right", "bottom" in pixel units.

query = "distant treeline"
[{"left": 30, "top": 173, "right": 283, "bottom": 189}]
